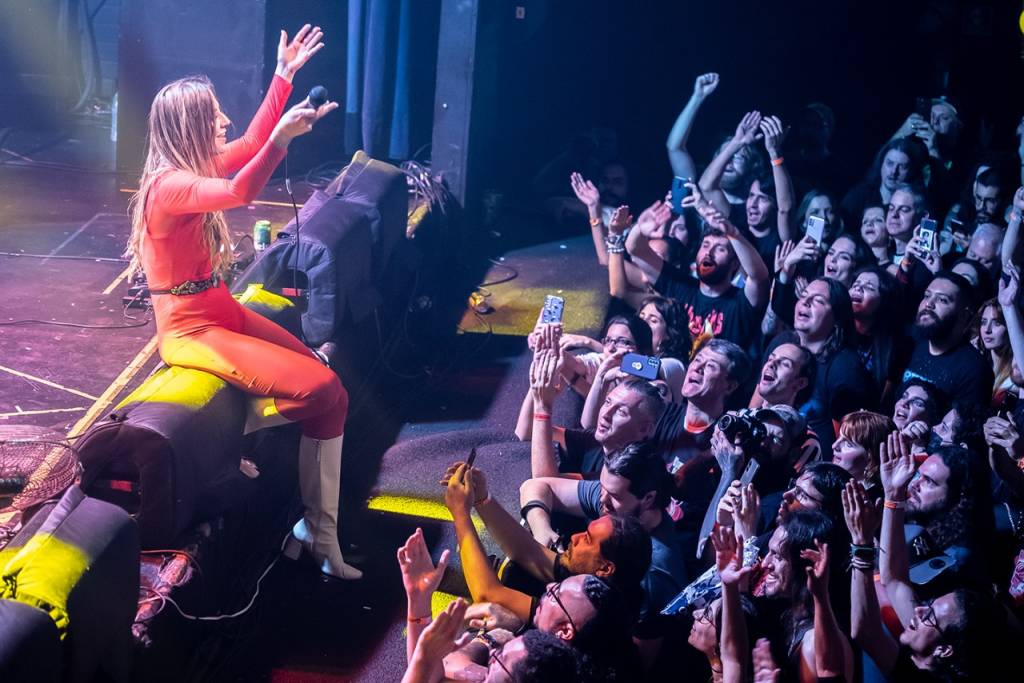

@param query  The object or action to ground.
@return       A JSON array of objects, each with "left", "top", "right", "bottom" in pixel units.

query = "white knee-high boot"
[{"left": 284, "top": 434, "right": 362, "bottom": 580}]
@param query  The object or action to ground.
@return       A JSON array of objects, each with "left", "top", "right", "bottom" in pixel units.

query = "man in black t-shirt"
[
  {"left": 626, "top": 210, "right": 770, "bottom": 355},
  {"left": 903, "top": 271, "right": 993, "bottom": 407}
]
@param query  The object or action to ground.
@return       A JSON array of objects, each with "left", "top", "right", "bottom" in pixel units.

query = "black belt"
[{"left": 149, "top": 274, "right": 221, "bottom": 296}]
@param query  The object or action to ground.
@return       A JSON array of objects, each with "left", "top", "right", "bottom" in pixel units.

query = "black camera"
[{"left": 718, "top": 412, "right": 769, "bottom": 451}]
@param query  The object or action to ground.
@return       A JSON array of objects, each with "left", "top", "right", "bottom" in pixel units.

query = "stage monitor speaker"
[{"left": 232, "top": 151, "right": 408, "bottom": 346}]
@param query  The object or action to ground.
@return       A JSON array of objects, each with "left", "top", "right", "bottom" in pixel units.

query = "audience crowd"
[{"left": 400, "top": 73, "right": 1024, "bottom": 682}]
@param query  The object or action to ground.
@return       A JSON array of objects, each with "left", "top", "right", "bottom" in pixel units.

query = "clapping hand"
[
  {"left": 984, "top": 416, "right": 1023, "bottom": 458},
  {"left": 799, "top": 539, "right": 830, "bottom": 598},
  {"left": 636, "top": 200, "right": 673, "bottom": 238},
  {"left": 760, "top": 116, "right": 786, "bottom": 159},
  {"left": 570, "top": 172, "right": 600, "bottom": 210},
  {"left": 712, "top": 524, "right": 757, "bottom": 587},
  {"left": 752, "top": 638, "right": 781, "bottom": 683},
  {"left": 608, "top": 205, "right": 632, "bottom": 236},
  {"left": 398, "top": 528, "right": 451, "bottom": 609},
  {"left": 841, "top": 480, "right": 881, "bottom": 546},
  {"left": 733, "top": 111, "right": 764, "bottom": 146},
  {"left": 415, "top": 598, "right": 470, "bottom": 666},
  {"left": 879, "top": 431, "right": 915, "bottom": 501}
]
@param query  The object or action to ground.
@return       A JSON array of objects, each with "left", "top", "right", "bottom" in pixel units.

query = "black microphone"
[{"left": 308, "top": 85, "right": 328, "bottom": 109}]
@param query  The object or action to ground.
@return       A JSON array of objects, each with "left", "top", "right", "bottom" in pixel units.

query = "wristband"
[
  {"left": 589, "top": 217, "right": 602, "bottom": 228},
  {"left": 408, "top": 613, "right": 432, "bottom": 625},
  {"left": 771, "top": 156, "right": 785, "bottom": 167},
  {"left": 884, "top": 499, "right": 906, "bottom": 510},
  {"left": 533, "top": 412, "right": 551, "bottom": 421},
  {"left": 604, "top": 233, "right": 626, "bottom": 254},
  {"left": 520, "top": 500, "right": 551, "bottom": 520}
]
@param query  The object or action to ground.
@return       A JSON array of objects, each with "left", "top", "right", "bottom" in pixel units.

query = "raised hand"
[
  {"left": 984, "top": 416, "right": 1023, "bottom": 457},
  {"left": 774, "top": 241, "right": 796, "bottom": 274},
  {"left": 999, "top": 264, "right": 1020, "bottom": 308},
  {"left": 1013, "top": 187, "right": 1024, "bottom": 215},
  {"left": 906, "top": 227, "right": 940, "bottom": 273},
  {"left": 398, "top": 528, "right": 451, "bottom": 607},
  {"left": 712, "top": 524, "right": 757, "bottom": 587},
  {"left": 732, "top": 111, "right": 764, "bottom": 146},
  {"left": 608, "top": 205, "right": 632, "bottom": 236},
  {"left": 530, "top": 348, "right": 562, "bottom": 407},
  {"left": 464, "top": 602, "right": 524, "bottom": 632},
  {"left": 760, "top": 115, "right": 786, "bottom": 159},
  {"left": 752, "top": 638, "right": 781, "bottom": 683},
  {"left": 693, "top": 72, "right": 720, "bottom": 100},
  {"left": 799, "top": 539, "right": 830, "bottom": 598},
  {"left": 444, "top": 463, "right": 476, "bottom": 515},
  {"left": 879, "top": 431, "right": 915, "bottom": 500},
  {"left": 596, "top": 348, "right": 627, "bottom": 382},
  {"left": 570, "top": 172, "right": 600, "bottom": 210},
  {"left": 841, "top": 480, "right": 881, "bottom": 546},
  {"left": 272, "top": 99, "right": 337, "bottom": 146},
  {"left": 716, "top": 480, "right": 743, "bottom": 527},
  {"left": 782, "top": 235, "right": 819, "bottom": 276},
  {"left": 416, "top": 598, "right": 469, "bottom": 664},
  {"left": 440, "top": 462, "right": 490, "bottom": 506},
  {"left": 277, "top": 24, "right": 325, "bottom": 78},
  {"left": 735, "top": 483, "right": 761, "bottom": 542},
  {"left": 636, "top": 200, "right": 672, "bottom": 237},
  {"left": 900, "top": 419, "right": 931, "bottom": 445}
]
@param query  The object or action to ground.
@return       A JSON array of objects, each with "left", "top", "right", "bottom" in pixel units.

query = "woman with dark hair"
[
  {"left": 859, "top": 202, "right": 892, "bottom": 266},
  {"left": 770, "top": 276, "right": 877, "bottom": 453},
  {"left": 822, "top": 232, "right": 872, "bottom": 288},
  {"left": 558, "top": 313, "right": 654, "bottom": 397},
  {"left": 848, "top": 265, "right": 909, "bottom": 404},
  {"left": 972, "top": 298, "right": 1017, "bottom": 408},
  {"left": 841, "top": 136, "right": 930, "bottom": 228},
  {"left": 892, "top": 378, "right": 948, "bottom": 454},
  {"left": 638, "top": 295, "right": 690, "bottom": 402},
  {"left": 795, "top": 189, "right": 844, "bottom": 245}
]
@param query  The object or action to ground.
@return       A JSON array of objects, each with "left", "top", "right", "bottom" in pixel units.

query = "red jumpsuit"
[{"left": 142, "top": 75, "right": 346, "bottom": 439}]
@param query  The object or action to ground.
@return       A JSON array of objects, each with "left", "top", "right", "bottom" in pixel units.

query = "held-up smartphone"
[
  {"left": 671, "top": 176, "right": 692, "bottom": 214},
  {"left": 621, "top": 353, "right": 661, "bottom": 380},
  {"left": 541, "top": 295, "right": 565, "bottom": 324},
  {"left": 739, "top": 458, "right": 760, "bottom": 487},
  {"left": 915, "top": 96, "right": 931, "bottom": 118},
  {"left": 806, "top": 215, "right": 826, "bottom": 244},
  {"left": 918, "top": 217, "right": 937, "bottom": 252},
  {"left": 465, "top": 447, "right": 478, "bottom": 469}
]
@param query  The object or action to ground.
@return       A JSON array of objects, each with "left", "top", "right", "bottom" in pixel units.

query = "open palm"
[{"left": 278, "top": 24, "right": 325, "bottom": 74}]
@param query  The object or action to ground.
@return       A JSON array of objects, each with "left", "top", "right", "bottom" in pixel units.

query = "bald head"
[{"left": 967, "top": 223, "right": 1003, "bottom": 275}]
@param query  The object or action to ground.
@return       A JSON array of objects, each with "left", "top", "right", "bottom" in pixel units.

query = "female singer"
[{"left": 125, "top": 25, "right": 360, "bottom": 579}]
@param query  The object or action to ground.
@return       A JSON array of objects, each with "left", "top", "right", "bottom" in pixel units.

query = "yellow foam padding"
[
  {"left": 460, "top": 285, "right": 606, "bottom": 337},
  {"left": 0, "top": 534, "right": 90, "bottom": 639},
  {"left": 234, "top": 283, "right": 295, "bottom": 311},
  {"left": 114, "top": 365, "right": 227, "bottom": 411},
  {"left": 367, "top": 495, "right": 485, "bottom": 534}
]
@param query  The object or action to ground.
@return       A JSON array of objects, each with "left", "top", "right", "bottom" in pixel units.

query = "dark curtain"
[{"left": 345, "top": 0, "right": 439, "bottom": 161}]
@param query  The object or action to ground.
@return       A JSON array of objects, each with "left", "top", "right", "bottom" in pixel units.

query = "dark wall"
[{"left": 476, "top": 0, "right": 1024, "bottom": 202}]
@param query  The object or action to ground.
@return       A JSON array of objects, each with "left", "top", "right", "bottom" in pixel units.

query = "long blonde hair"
[{"left": 126, "top": 75, "right": 232, "bottom": 277}]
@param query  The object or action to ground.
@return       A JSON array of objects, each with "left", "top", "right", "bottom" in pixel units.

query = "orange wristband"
[
  {"left": 408, "top": 613, "right": 431, "bottom": 624},
  {"left": 771, "top": 156, "right": 785, "bottom": 167},
  {"left": 589, "top": 217, "right": 602, "bottom": 227},
  {"left": 884, "top": 499, "right": 905, "bottom": 510},
  {"left": 533, "top": 412, "right": 551, "bottom": 421}
]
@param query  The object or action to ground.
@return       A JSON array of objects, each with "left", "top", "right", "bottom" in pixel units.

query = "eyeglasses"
[
  {"left": 786, "top": 477, "right": 825, "bottom": 506},
  {"left": 898, "top": 395, "right": 928, "bottom": 410},
  {"left": 919, "top": 601, "right": 945, "bottom": 637},
  {"left": 544, "top": 582, "right": 577, "bottom": 633},
  {"left": 602, "top": 336, "right": 636, "bottom": 349},
  {"left": 488, "top": 647, "right": 513, "bottom": 677}
]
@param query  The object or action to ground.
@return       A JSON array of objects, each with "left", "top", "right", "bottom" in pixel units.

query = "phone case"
[
  {"left": 621, "top": 353, "right": 661, "bottom": 380},
  {"left": 541, "top": 295, "right": 564, "bottom": 324}
]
